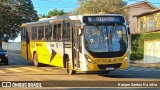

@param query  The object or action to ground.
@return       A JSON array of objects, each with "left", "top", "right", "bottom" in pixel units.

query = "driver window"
[
  {"left": 110, "top": 25, "right": 122, "bottom": 39},
  {"left": 90, "top": 29, "right": 99, "bottom": 43},
  {"left": 115, "top": 26, "right": 123, "bottom": 39}
]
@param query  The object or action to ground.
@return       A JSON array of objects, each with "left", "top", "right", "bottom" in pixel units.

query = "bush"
[
  {"left": 130, "top": 52, "right": 143, "bottom": 61},
  {"left": 131, "top": 32, "right": 160, "bottom": 60}
]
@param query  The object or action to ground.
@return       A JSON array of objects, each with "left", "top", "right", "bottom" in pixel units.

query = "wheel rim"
[{"left": 34, "top": 53, "right": 38, "bottom": 66}]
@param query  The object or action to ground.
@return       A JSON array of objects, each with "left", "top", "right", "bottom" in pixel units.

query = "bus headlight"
[
  {"left": 124, "top": 57, "right": 128, "bottom": 62},
  {"left": 84, "top": 54, "right": 95, "bottom": 64}
]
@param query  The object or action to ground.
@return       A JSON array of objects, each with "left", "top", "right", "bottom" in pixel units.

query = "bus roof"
[
  {"left": 69, "top": 14, "right": 123, "bottom": 19},
  {"left": 69, "top": 14, "right": 124, "bottom": 24},
  {"left": 21, "top": 14, "right": 124, "bottom": 27},
  {"left": 78, "top": 14, "right": 123, "bottom": 16},
  {"left": 21, "top": 16, "right": 70, "bottom": 27}
]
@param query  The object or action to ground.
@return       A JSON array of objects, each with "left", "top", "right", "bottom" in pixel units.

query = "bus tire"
[
  {"left": 63, "top": 54, "right": 68, "bottom": 68},
  {"left": 4, "top": 59, "right": 8, "bottom": 65},
  {"left": 33, "top": 53, "right": 41, "bottom": 67},
  {"left": 66, "top": 57, "right": 76, "bottom": 75}
]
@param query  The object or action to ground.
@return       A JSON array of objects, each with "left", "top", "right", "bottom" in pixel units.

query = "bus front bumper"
[{"left": 82, "top": 62, "right": 129, "bottom": 71}]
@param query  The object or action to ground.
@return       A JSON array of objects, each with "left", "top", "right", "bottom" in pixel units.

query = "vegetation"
[
  {"left": 131, "top": 32, "right": 160, "bottom": 60},
  {"left": 71, "top": 0, "right": 129, "bottom": 24},
  {"left": 75, "top": 0, "right": 127, "bottom": 14},
  {"left": 39, "top": 9, "right": 67, "bottom": 18},
  {"left": 0, "top": 0, "right": 38, "bottom": 46}
]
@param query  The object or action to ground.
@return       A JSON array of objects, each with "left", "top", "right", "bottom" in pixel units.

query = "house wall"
[
  {"left": 137, "top": 11, "right": 160, "bottom": 33},
  {"left": 128, "top": 3, "right": 154, "bottom": 34}
]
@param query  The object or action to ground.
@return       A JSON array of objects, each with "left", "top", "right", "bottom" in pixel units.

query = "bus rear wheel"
[
  {"left": 33, "top": 53, "right": 41, "bottom": 67},
  {"left": 66, "top": 57, "right": 76, "bottom": 75}
]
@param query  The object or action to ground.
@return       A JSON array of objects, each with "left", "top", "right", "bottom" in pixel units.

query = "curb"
[
  {"left": 130, "top": 63, "right": 160, "bottom": 69},
  {"left": 7, "top": 50, "right": 21, "bottom": 55}
]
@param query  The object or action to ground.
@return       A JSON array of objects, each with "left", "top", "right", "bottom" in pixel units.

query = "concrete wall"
[
  {"left": 2, "top": 42, "right": 21, "bottom": 50},
  {"left": 144, "top": 41, "right": 160, "bottom": 63}
]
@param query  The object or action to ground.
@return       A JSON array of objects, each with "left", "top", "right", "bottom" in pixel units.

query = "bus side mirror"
[{"left": 127, "top": 27, "right": 130, "bottom": 35}]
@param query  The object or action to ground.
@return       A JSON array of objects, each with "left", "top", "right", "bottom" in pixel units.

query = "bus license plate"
[{"left": 106, "top": 67, "right": 114, "bottom": 70}]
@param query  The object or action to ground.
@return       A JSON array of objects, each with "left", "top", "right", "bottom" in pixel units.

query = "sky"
[
  {"left": 32, "top": 0, "right": 78, "bottom": 16},
  {"left": 32, "top": 0, "right": 160, "bottom": 15},
  {"left": 10, "top": 0, "right": 160, "bottom": 42}
]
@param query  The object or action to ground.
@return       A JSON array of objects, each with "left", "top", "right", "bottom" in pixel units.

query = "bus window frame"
[
  {"left": 63, "top": 21, "right": 71, "bottom": 41},
  {"left": 27, "top": 26, "right": 32, "bottom": 42},
  {"left": 51, "top": 20, "right": 72, "bottom": 42},
  {"left": 59, "top": 22, "right": 62, "bottom": 41},
  {"left": 31, "top": 26, "right": 38, "bottom": 40},
  {"left": 53, "top": 23, "right": 58, "bottom": 41},
  {"left": 52, "top": 22, "right": 63, "bottom": 42},
  {"left": 37, "top": 25, "right": 45, "bottom": 41},
  {"left": 21, "top": 27, "right": 27, "bottom": 41},
  {"left": 45, "top": 24, "right": 52, "bottom": 42}
]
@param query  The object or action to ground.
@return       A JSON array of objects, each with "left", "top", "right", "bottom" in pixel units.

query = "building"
[
  {"left": 133, "top": 8, "right": 160, "bottom": 63},
  {"left": 134, "top": 8, "right": 160, "bottom": 33},
  {"left": 125, "top": 1, "right": 156, "bottom": 34}
]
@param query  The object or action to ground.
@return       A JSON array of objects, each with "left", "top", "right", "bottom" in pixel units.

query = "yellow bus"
[{"left": 21, "top": 14, "right": 130, "bottom": 75}]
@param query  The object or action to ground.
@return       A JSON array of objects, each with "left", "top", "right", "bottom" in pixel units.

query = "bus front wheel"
[
  {"left": 66, "top": 57, "right": 76, "bottom": 75},
  {"left": 33, "top": 53, "right": 41, "bottom": 67},
  {"left": 101, "top": 71, "right": 110, "bottom": 74}
]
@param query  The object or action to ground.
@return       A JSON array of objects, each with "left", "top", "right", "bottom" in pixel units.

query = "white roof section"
[
  {"left": 24, "top": 14, "right": 124, "bottom": 26},
  {"left": 25, "top": 16, "right": 70, "bottom": 25}
]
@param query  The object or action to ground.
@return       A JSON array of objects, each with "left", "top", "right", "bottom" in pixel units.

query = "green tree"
[
  {"left": 17, "top": 0, "right": 39, "bottom": 22},
  {"left": 40, "top": 9, "right": 67, "bottom": 18},
  {"left": 74, "top": 0, "right": 129, "bottom": 25},
  {"left": 39, "top": 14, "right": 47, "bottom": 18},
  {"left": 0, "top": 0, "right": 38, "bottom": 47},
  {"left": 75, "top": 0, "right": 127, "bottom": 14}
]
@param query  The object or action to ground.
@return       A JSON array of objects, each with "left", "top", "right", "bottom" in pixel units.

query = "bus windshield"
[{"left": 84, "top": 24, "right": 128, "bottom": 52}]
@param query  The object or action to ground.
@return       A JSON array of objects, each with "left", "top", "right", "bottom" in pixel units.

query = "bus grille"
[{"left": 97, "top": 63, "right": 122, "bottom": 70}]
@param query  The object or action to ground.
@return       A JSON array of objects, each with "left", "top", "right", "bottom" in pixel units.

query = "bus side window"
[
  {"left": 62, "top": 22, "right": 70, "bottom": 41},
  {"left": 58, "top": 24, "right": 62, "bottom": 41},
  {"left": 38, "top": 26, "right": 44, "bottom": 40},
  {"left": 45, "top": 25, "right": 52, "bottom": 41},
  {"left": 53, "top": 23, "right": 62, "bottom": 41},
  {"left": 32, "top": 26, "right": 37, "bottom": 40},
  {"left": 53, "top": 24, "right": 58, "bottom": 41},
  {"left": 66, "top": 22, "right": 70, "bottom": 41},
  {"left": 21, "top": 27, "right": 26, "bottom": 41}
]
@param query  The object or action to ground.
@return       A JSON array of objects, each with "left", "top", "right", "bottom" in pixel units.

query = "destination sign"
[{"left": 83, "top": 16, "right": 125, "bottom": 24}]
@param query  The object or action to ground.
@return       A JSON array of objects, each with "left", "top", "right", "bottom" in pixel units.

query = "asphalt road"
[{"left": 0, "top": 52, "right": 159, "bottom": 89}]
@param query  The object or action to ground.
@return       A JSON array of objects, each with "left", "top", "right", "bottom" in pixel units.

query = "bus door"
[
  {"left": 72, "top": 20, "right": 81, "bottom": 69},
  {"left": 21, "top": 27, "right": 29, "bottom": 60}
]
